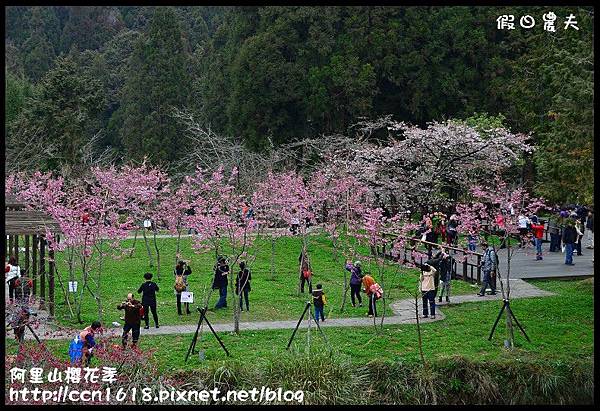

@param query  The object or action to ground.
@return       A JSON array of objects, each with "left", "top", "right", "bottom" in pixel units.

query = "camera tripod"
[
  {"left": 185, "top": 306, "right": 230, "bottom": 362},
  {"left": 286, "top": 301, "right": 332, "bottom": 355},
  {"left": 488, "top": 298, "right": 531, "bottom": 343}
]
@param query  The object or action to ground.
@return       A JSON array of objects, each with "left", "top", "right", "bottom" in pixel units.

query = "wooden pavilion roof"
[{"left": 5, "top": 196, "right": 62, "bottom": 235}]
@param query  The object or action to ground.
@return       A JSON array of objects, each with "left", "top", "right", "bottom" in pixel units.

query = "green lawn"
[
  {"left": 49, "top": 232, "right": 475, "bottom": 327},
  {"left": 8, "top": 278, "right": 593, "bottom": 375}
]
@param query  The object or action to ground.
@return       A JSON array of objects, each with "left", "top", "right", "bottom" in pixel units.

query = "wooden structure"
[
  {"left": 4, "top": 195, "right": 62, "bottom": 316},
  {"left": 382, "top": 232, "right": 484, "bottom": 284}
]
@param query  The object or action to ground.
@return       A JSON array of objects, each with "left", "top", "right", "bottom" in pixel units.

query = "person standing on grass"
[
  {"left": 446, "top": 216, "right": 459, "bottom": 247},
  {"left": 175, "top": 261, "right": 192, "bottom": 315},
  {"left": 419, "top": 263, "right": 437, "bottom": 319},
  {"left": 530, "top": 216, "right": 545, "bottom": 261},
  {"left": 70, "top": 321, "right": 102, "bottom": 366},
  {"left": 361, "top": 274, "right": 379, "bottom": 317},
  {"left": 117, "top": 293, "right": 143, "bottom": 349},
  {"left": 345, "top": 260, "right": 363, "bottom": 307},
  {"left": 478, "top": 241, "right": 497, "bottom": 297},
  {"left": 235, "top": 261, "right": 251, "bottom": 312},
  {"left": 312, "top": 283, "right": 327, "bottom": 322},
  {"left": 585, "top": 210, "right": 594, "bottom": 249},
  {"left": 299, "top": 248, "right": 312, "bottom": 294},
  {"left": 138, "top": 272, "right": 159, "bottom": 329},
  {"left": 213, "top": 257, "right": 230, "bottom": 309}
]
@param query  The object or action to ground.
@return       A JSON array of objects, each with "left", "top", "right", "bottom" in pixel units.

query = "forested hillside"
[{"left": 4, "top": 6, "right": 594, "bottom": 204}]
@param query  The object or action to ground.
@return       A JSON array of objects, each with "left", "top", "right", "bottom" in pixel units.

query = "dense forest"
[{"left": 4, "top": 6, "right": 594, "bottom": 204}]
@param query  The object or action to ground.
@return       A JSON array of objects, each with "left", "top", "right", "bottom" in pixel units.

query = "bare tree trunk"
[
  {"left": 152, "top": 229, "right": 161, "bottom": 280},
  {"left": 270, "top": 236, "right": 276, "bottom": 280},
  {"left": 142, "top": 228, "right": 154, "bottom": 267},
  {"left": 55, "top": 266, "right": 75, "bottom": 319},
  {"left": 175, "top": 228, "right": 182, "bottom": 265},
  {"left": 129, "top": 229, "right": 138, "bottom": 257},
  {"left": 96, "top": 240, "right": 104, "bottom": 322}
]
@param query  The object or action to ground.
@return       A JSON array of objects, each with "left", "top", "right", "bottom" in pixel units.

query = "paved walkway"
[
  {"left": 455, "top": 245, "right": 594, "bottom": 279},
  {"left": 18, "top": 279, "right": 554, "bottom": 341}
]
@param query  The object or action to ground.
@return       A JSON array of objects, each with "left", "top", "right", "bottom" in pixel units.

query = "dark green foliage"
[
  {"left": 4, "top": 6, "right": 594, "bottom": 204},
  {"left": 118, "top": 7, "right": 192, "bottom": 166},
  {"left": 10, "top": 54, "right": 106, "bottom": 171}
]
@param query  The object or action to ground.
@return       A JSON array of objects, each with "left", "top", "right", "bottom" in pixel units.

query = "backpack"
[
  {"left": 68, "top": 335, "right": 85, "bottom": 364},
  {"left": 174, "top": 275, "right": 186, "bottom": 292},
  {"left": 369, "top": 283, "right": 383, "bottom": 300}
]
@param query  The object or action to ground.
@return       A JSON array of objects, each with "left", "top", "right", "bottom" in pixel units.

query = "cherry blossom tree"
[
  {"left": 330, "top": 116, "right": 533, "bottom": 215},
  {"left": 455, "top": 177, "right": 547, "bottom": 348}
]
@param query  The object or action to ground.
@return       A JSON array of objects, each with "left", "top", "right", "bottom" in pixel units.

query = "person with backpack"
[
  {"left": 530, "top": 216, "right": 545, "bottom": 261},
  {"left": 419, "top": 262, "right": 438, "bottom": 319},
  {"left": 478, "top": 241, "right": 497, "bottom": 296},
  {"left": 6, "top": 256, "right": 20, "bottom": 303},
  {"left": 69, "top": 321, "right": 102, "bottom": 366},
  {"left": 137, "top": 272, "right": 159, "bottom": 329},
  {"left": 312, "top": 284, "right": 327, "bottom": 322},
  {"left": 175, "top": 261, "right": 192, "bottom": 315},
  {"left": 117, "top": 293, "right": 143, "bottom": 349},
  {"left": 235, "top": 261, "right": 252, "bottom": 311},
  {"left": 212, "top": 257, "right": 229, "bottom": 309},
  {"left": 345, "top": 260, "right": 363, "bottom": 307}
]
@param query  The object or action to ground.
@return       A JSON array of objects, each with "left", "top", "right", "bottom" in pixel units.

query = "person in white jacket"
[{"left": 6, "top": 256, "right": 21, "bottom": 303}]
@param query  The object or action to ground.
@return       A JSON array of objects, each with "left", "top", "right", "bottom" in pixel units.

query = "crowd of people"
[{"left": 5, "top": 203, "right": 592, "bottom": 365}]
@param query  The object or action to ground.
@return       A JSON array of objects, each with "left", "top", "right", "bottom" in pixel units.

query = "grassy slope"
[
  {"left": 9, "top": 278, "right": 593, "bottom": 375},
  {"left": 50, "top": 233, "right": 475, "bottom": 326}
]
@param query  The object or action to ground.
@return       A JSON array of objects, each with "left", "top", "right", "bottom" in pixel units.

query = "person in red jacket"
[{"left": 530, "top": 216, "right": 545, "bottom": 261}]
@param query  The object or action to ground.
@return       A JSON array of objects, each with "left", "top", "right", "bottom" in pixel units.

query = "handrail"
[{"left": 381, "top": 231, "right": 484, "bottom": 257}]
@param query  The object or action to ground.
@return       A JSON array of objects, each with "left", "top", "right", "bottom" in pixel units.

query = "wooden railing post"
[
  {"left": 14, "top": 235, "right": 19, "bottom": 265},
  {"left": 32, "top": 235, "right": 38, "bottom": 296},
  {"left": 476, "top": 254, "right": 481, "bottom": 283},
  {"left": 48, "top": 244, "right": 55, "bottom": 317},
  {"left": 39, "top": 237, "right": 46, "bottom": 310},
  {"left": 25, "top": 235, "right": 30, "bottom": 274}
]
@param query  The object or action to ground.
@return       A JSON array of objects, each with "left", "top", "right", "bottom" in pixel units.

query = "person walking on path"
[
  {"left": 6, "top": 256, "right": 20, "bottom": 304},
  {"left": 138, "top": 272, "right": 159, "bottom": 329},
  {"left": 478, "top": 241, "right": 497, "bottom": 296},
  {"left": 530, "top": 216, "right": 545, "bottom": 261},
  {"left": 213, "top": 257, "right": 230, "bottom": 309},
  {"left": 312, "top": 284, "right": 327, "bottom": 322},
  {"left": 175, "top": 261, "right": 192, "bottom": 315},
  {"left": 345, "top": 260, "right": 364, "bottom": 307},
  {"left": 117, "top": 293, "right": 143, "bottom": 349},
  {"left": 235, "top": 261, "right": 251, "bottom": 312},
  {"left": 585, "top": 210, "right": 594, "bottom": 249},
  {"left": 419, "top": 262, "right": 438, "bottom": 319}
]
